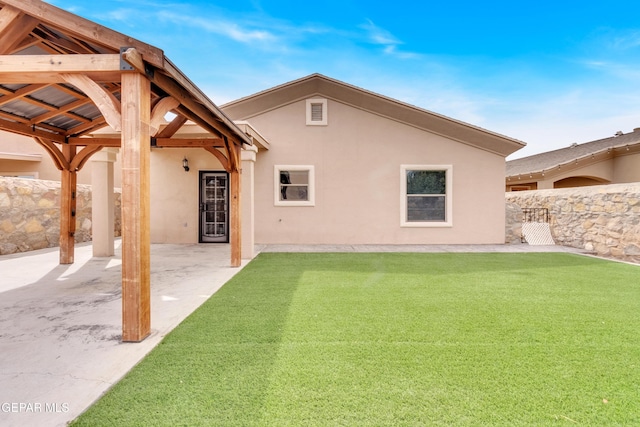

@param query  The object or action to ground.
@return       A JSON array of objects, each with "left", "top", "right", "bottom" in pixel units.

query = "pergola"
[{"left": 0, "top": 0, "right": 251, "bottom": 341}]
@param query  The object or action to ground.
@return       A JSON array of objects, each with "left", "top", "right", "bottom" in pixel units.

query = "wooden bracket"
[{"left": 61, "top": 73, "right": 122, "bottom": 131}]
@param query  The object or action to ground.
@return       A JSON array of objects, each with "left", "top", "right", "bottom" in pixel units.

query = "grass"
[{"left": 71, "top": 253, "right": 640, "bottom": 426}]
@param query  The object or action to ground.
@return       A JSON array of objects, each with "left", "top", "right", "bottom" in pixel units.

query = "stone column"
[
  {"left": 91, "top": 148, "right": 118, "bottom": 257},
  {"left": 241, "top": 145, "right": 257, "bottom": 259}
]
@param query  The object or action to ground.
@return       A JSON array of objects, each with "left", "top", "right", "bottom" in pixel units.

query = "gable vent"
[
  {"left": 310, "top": 103, "right": 323, "bottom": 121},
  {"left": 306, "top": 98, "right": 328, "bottom": 126}
]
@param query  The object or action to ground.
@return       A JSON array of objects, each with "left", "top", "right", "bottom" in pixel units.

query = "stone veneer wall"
[
  {"left": 0, "top": 177, "right": 121, "bottom": 255},
  {"left": 506, "top": 183, "right": 640, "bottom": 263}
]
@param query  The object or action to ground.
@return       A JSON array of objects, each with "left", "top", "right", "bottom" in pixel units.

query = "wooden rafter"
[
  {"left": 0, "top": 7, "right": 39, "bottom": 54},
  {"left": 156, "top": 114, "right": 187, "bottom": 138},
  {"left": 0, "top": 119, "right": 66, "bottom": 143},
  {"left": 1, "top": 0, "right": 165, "bottom": 67},
  {"left": 0, "top": 83, "right": 47, "bottom": 105}
]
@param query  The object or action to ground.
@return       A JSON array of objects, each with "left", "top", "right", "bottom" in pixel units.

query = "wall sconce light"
[{"left": 182, "top": 157, "right": 190, "bottom": 172}]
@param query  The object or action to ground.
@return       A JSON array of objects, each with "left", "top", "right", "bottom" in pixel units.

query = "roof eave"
[{"left": 222, "top": 74, "right": 525, "bottom": 157}]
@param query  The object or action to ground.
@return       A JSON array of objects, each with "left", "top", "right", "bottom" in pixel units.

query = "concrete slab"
[
  {"left": 0, "top": 240, "right": 249, "bottom": 427},
  {"left": 258, "top": 243, "right": 586, "bottom": 253}
]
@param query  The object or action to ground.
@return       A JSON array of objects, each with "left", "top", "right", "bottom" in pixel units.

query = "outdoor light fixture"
[{"left": 182, "top": 157, "right": 190, "bottom": 172}]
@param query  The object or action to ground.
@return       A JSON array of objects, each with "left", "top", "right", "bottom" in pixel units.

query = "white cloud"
[
  {"left": 608, "top": 29, "right": 640, "bottom": 50},
  {"left": 360, "top": 19, "right": 420, "bottom": 59},
  {"left": 156, "top": 11, "right": 276, "bottom": 43}
]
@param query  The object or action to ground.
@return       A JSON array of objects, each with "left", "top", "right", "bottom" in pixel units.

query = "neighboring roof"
[
  {"left": 0, "top": 0, "right": 250, "bottom": 149},
  {"left": 506, "top": 128, "right": 640, "bottom": 177},
  {"left": 221, "top": 74, "right": 526, "bottom": 157}
]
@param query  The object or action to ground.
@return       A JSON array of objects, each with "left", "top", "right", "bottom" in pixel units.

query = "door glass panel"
[{"left": 200, "top": 172, "right": 228, "bottom": 242}]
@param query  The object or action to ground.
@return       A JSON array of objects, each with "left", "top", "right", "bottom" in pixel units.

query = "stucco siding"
[
  {"left": 248, "top": 99, "right": 506, "bottom": 244},
  {"left": 149, "top": 148, "right": 225, "bottom": 244},
  {"left": 613, "top": 152, "right": 640, "bottom": 183}
]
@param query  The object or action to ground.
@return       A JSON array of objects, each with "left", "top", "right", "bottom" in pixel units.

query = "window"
[
  {"left": 306, "top": 98, "right": 327, "bottom": 125},
  {"left": 400, "top": 165, "right": 452, "bottom": 227},
  {"left": 274, "top": 165, "right": 315, "bottom": 206}
]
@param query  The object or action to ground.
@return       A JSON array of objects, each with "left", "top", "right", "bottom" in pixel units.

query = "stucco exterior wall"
[
  {"left": 506, "top": 183, "right": 640, "bottom": 263},
  {"left": 149, "top": 148, "right": 226, "bottom": 244},
  {"left": 613, "top": 152, "right": 640, "bottom": 182},
  {"left": 245, "top": 98, "right": 507, "bottom": 245},
  {"left": 507, "top": 151, "right": 640, "bottom": 191}
]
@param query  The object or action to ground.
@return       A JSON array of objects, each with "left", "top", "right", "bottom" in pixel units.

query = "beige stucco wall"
[
  {"left": 507, "top": 151, "right": 640, "bottom": 191},
  {"left": 613, "top": 152, "right": 640, "bottom": 182},
  {"left": 149, "top": 148, "right": 226, "bottom": 244},
  {"left": 242, "top": 98, "right": 507, "bottom": 245}
]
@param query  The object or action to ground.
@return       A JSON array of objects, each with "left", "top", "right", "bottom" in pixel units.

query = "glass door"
[{"left": 199, "top": 172, "right": 228, "bottom": 243}]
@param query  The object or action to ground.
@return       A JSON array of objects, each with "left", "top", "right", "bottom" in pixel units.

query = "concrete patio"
[{"left": 0, "top": 240, "right": 249, "bottom": 427}]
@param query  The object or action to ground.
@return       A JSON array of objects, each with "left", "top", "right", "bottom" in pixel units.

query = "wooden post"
[
  {"left": 59, "top": 145, "right": 76, "bottom": 264},
  {"left": 230, "top": 145, "right": 242, "bottom": 267},
  {"left": 121, "top": 71, "right": 151, "bottom": 342}
]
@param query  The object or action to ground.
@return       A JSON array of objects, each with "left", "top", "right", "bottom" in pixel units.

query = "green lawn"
[{"left": 71, "top": 253, "right": 640, "bottom": 426}]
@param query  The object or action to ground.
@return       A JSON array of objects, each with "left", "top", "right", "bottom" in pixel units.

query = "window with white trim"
[
  {"left": 274, "top": 165, "right": 315, "bottom": 206},
  {"left": 400, "top": 165, "right": 452, "bottom": 227},
  {"left": 306, "top": 98, "right": 327, "bottom": 125}
]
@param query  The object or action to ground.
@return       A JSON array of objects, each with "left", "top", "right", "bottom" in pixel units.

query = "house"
[
  {"left": 506, "top": 129, "right": 640, "bottom": 191},
  {"left": 0, "top": 1, "right": 526, "bottom": 342},
  {"left": 218, "top": 74, "right": 525, "bottom": 250}
]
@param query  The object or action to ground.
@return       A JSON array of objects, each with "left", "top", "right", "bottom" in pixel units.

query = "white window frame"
[
  {"left": 400, "top": 164, "right": 453, "bottom": 227},
  {"left": 306, "top": 98, "right": 328, "bottom": 126},
  {"left": 274, "top": 165, "right": 315, "bottom": 206}
]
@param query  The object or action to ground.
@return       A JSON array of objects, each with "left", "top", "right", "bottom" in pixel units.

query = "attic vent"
[
  {"left": 306, "top": 98, "right": 328, "bottom": 126},
  {"left": 310, "top": 103, "right": 323, "bottom": 121}
]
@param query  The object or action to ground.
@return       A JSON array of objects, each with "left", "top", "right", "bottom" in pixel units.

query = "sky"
[{"left": 49, "top": 0, "right": 640, "bottom": 159}]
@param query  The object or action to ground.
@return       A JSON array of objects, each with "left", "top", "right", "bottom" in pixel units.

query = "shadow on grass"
[{"left": 71, "top": 254, "right": 303, "bottom": 426}]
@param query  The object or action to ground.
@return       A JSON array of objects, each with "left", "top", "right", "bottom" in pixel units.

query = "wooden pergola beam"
[
  {"left": 230, "top": 144, "right": 242, "bottom": 267},
  {"left": 0, "top": 7, "right": 39, "bottom": 54},
  {"left": 67, "top": 137, "right": 121, "bottom": 147},
  {"left": 155, "top": 138, "right": 225, "bottom": 148},
  {"left": 0, "top": 53, "right": 122, "bottom": 74},
  {"left": 120, "top": 71, "right": 151, "bottom": 342},
  {"left": 2, "top": 120, "right": 66, "bottom": 143},
  {"left": 2, "top": 0, "right": 165, "bottom": 67},
  {"left": 121, "top": 48, "right": 248, "bottom": 168},
  {"left": 59, "top": 144, "right": 76, "bottom": 264}
]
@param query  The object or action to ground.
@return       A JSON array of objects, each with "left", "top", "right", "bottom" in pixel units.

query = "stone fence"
[
  {"left": 506, "top": 183, "right": 640, "bottom": 264},
  {"left": 0, "top": 177, "right": 121, "bottom": 255}
]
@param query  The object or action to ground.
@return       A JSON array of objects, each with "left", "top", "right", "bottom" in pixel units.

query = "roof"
[
  {"left": 221, "top": 73, "right": 526, "bottom": 157},
  {"left": 0, "top": 0, "right": 251, "bottom": 155},
  {"left": 506, "top": 128, "right": 640, "bottom": 177}
]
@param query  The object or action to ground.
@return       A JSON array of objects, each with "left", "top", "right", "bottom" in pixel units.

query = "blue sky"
[{"left": 50, "top": 0, "right": 640, "bottom": 158}]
